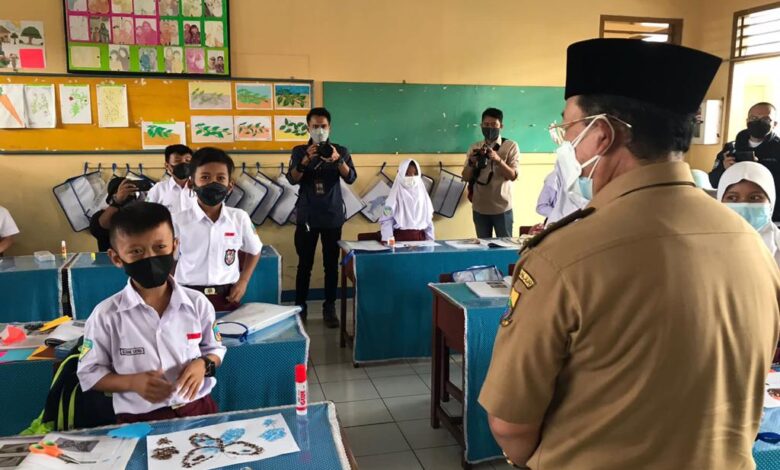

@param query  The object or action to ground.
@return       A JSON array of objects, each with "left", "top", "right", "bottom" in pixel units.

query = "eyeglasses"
[{"left": 548, "top": 113, "right": 633, "bottom": 146}]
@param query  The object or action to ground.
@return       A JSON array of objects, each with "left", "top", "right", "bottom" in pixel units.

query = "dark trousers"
[
  {"left": 116, "top": 395, "right": 217, "bottom": 424},
  {"left": 295, "top": 224, "right": 342, "bottom": 311},
  {"left": 473, "top": 210, "right": 514, "bottom": 238}
]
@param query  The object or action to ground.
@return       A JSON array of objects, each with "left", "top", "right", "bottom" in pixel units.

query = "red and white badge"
[{"left": 186, "top": 332, "right": 202, "bottom": 343}]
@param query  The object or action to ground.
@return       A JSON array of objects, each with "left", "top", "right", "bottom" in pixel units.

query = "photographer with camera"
[
  {"left": 462, "top": 108, "right": 519, "bottom": 238},
  {"left": 709, "top": 102, "right": 780, "bottom": 220},
  {"left": 287, "top": 107, "right": 357, "bottom": 328}
]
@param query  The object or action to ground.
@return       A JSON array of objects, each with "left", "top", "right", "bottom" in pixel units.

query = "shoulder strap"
[{"left": 522, "top": 207, "right": 596, "bottom": 253}]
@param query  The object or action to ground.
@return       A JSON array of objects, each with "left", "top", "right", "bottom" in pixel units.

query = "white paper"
[
  {"left": 445, "top": 239, "right": 488, "bottom": 250},
  {"left": 765, "top": 372, "right": 780, "bottom": 408},
  {"left": 146, "top": 414, "right": 299, "bottom": 470},
  {"left": 141, "top": 121, "right": 187, "bottom": 149},
  {"left": 360, "top": 179, "right": 392, "bottom": 223},
  {"left": 396, "top": 240, "right": 439, "bottom": 248},
  {"left": 44, "top": 320, "right": 85, "bottom": 346},
  {"left": 18, "top": 433, "right": 137, "bottom": 470},
  {"left": 466, "top": 281, "right": 510, "bottom": 298},
  {"left": 96, "top": 84, "right": 128, "bottom": 128},
  {"left": 217, "top": 303, "right": 300, "bottom": 337},
  {"left": 24, "top": 84, "right": 56, "bottom": 128},
  {"left": 0, "top": 84, "right": 27, "bottom": 129},
  {"left": 343, "top": 241, "right": 391, "bottom": 252},
  {"left": 59, "top": 84, "right": 92, "bottom": 124},
  {"left": 483, "top": 238, "right": 523, "bottom": 249}
]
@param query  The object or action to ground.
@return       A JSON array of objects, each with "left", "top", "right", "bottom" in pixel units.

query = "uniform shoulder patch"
[
  {"left": 518, "top": 269, "right": 535, "bottom": 289},
  {"left": 213, "top": 321, "right": 222, "bottom": 342},
  {"left": 79, "top": 339, "right": 93, "bottom": 360}
]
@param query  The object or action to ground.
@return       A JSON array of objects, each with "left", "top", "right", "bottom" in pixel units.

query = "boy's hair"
[
  {"left": 164, "top": 144, "right": 193, "bottom": 163},
  {"left": 189, "top": 146, "right": 235, "bottom": 176},
  {"left": 307, "top": 107, "right": 331, "bottom": 124},
  {"left": 482, "top": 108, "right": 504, "bottom": 123},
  {"left": 109, "top": 202, "right": 174, "bottom": 250}
]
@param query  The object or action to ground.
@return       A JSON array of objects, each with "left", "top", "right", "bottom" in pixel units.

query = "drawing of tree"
[
  {"left": 68, "top": 88, "right": 88, "bottom": 117},
  {"left": 21, "top": 26, "right": 42, "bottom": 45},
  {"left": 10, "top": 33, "right": 18, "bottom": 45}
]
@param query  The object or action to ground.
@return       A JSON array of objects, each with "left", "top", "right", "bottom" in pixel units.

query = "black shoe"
[
  {"left": 298, "top": 304, "right": 308, "bottom": 322},
  {"left": 323, "top": 304, "right": 339, "bottom": 329}
]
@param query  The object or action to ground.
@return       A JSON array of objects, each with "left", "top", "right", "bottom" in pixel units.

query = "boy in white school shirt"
[
  {"left": 146, "top": 144, "right": 198, "bottom": 214},
  {"left": 173, "top": 147, "right": 262, "bottom": 311},
  {"left": 0, "top": 205, "right": 19, "bottom": 256},
  {"left": 77, "top": 202, "right": 226, "bottom": 424}
]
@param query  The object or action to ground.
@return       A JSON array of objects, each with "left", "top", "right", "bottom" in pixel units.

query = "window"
[
  {"left": 599, "top": 16, "right": 683, "bottom": 45},
  {"left": 733, "top": 3, "right": 780, "bottom": 59}
]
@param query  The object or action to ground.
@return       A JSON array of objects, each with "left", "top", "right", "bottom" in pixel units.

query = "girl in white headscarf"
[
  {"left": 379, "top": 159, "right": 435, "bottom": 242},
  {"left": 717, "top": 161, "right": 780, "bottom": 265}
]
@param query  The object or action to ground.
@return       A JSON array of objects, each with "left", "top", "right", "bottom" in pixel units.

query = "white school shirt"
[
  {"left": 146, "top": 177, "right": 197, "bottom": 215},
  {"left": 173, "top": 203, "right": 262, "bottom": 286},
  {"left": 77, "top": 279, "right": 226, "bottom": 415},
  {"left": 0, "top": 206, "right": 19, "bottom": 238}
]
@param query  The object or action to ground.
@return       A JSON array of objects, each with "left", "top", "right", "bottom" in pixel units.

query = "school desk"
[
  {"left": 0, "top": 254, "right": 74, "bottom": 323},
  {"left": 0, "top": 316, "right": 307, "bottom": 437},
  {"left": 67, "top": 245, "right": 283, "bottom": 318},
  {"left": 755, "top": 367, "right": 780, "bottom": 469},
  {"left": 428, "top": 282, "right": 505, "bottom": 467},
  {"left": 14, "top": 402, "right": 356, "bottom": 469},
  {"left": 338, "top": 241, "right": 519, "bottom": 364}
]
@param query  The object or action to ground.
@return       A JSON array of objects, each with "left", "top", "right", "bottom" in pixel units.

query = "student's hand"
[
  {"left": 114, "top": 179, "right": 139, "bottom": 204},
  {"left": 131, "top": 370, "right": 175, "bottom": 404},
  {"left": 723, "top": 154, "right": 736, "bottom": 169},
  {"left": 529, "top": 223, "right": 545, "bottom": 235},
  {"left": 176, "top": 359, "right": 206, "bottom": 402},
  {"left": 226, "top": 280, "right": 248, "bottom": 304}
]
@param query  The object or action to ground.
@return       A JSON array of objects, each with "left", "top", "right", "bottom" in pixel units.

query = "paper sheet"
[
  {"left": 59, "top": 84, "right": 92, "bottom": 124},
  {"left": 765, "top": 372, "right": 780, "bottom": 408},
  {"left": 44, "top": 320, "right": 85, "bottom": 346},
  {"left": 396, "top": 240, "right": 439, "bottom": 248},
  {"left": 0, "top": 84, "right": 27, "bottom": 129},
  {"left": 466, "top": 281, "right": 510, "bottom": 298},
  {"left": 96, "top": 84, "right": 128, "bottom": 128},
  {"left": 18, "top": 433, "right": 138, "bottom": 470},
  {"left": 24, "top": 84, "right": 56, "bottom": 128},
  {"left": 142, "top": 122, "right": 187, "bottom": 149},
  {"left": 146, "top": 414, "right": 299, "bottom": 470},
  {"left": 445, "top": 239, "right": 488, "bottom": 250},
  {"left": 343, "top": 241, "right": 390, "bottom": 252},
  {"left": 360, "top": 179, "right": 392, "bottom": 223}
]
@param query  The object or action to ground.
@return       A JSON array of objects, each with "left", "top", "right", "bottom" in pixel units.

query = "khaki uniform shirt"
[
  {"left": 479, "top": 161, "right": 780, "bottom": 470},
  {"left": 465, "top": 138, "right": 519, "bottom": 215}
]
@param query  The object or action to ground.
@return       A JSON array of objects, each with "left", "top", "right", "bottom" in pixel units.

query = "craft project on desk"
[
  {"left": 17, "top": 432, "right": 137, "bottom": 470},
  {"left": 146, "top": 414, "right": 298, "bottom": 470}
]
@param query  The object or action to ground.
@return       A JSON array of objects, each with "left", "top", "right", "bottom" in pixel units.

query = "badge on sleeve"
[
  {"left": 518, "top": 268, "right": 535, "bottom": 289},
  {"left": 213, "top": 322, "right": 222, "bottom": 342},
  {"left": 500, "top": 289, "right": 521, "bottom": 327},
  {"left": 225, "top": 249, "right": 236, "bottom": 266},
  {"left": 79, "top": 339, "right": 93, "bottom": 360}
]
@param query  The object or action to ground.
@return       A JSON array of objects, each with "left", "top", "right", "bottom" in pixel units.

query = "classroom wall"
[{"left": 0, "top": 0, "right": 749, "bottom": 292}]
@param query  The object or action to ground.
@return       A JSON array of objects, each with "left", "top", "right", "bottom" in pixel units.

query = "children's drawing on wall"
[
  {"left": 111, "top": 17, "right": 134, "bottom": 44},
  {"left": 0, "top": 20, "right": 47, "bottom": 70},
  {"left": 204, "top": 21, "right": 223, "bottom": 47},
  {"left": 234, "top": 116, "right": 272, "bottom": 141},
  {"left": 184, "top": 21, "right": 201, "bottom": 45},
  {"left": 274, "top": 116, "right": 309, "bottom": 141},
  {"left": 67, "top": 0, "right": 88, "bottom": 11},
  {"left": 59, "top": 84, "right": 92, "bottom": 125},
  {"left": 188, "top": 81, "right": 232, "bottom": 109},
  {"left": 0, "top": 84, "right": 27, "bottom": 129},
  {"left": 160, "top": 0, "right": 180, "bottom": 16},
  {"left": 68, "top": 15, "right": 90, "bottom": 41},
  {"left": 139, "top": 47, "right": 158, "bottom": 72},
  {"left": 165, "top": 47, "right": 184, "bottom": 73},
  {"left": 191, "top": 116, "right": 234, "bottom": 143},
  {"left": 134, "top": 0, "right": 157, "bottom": 16},
  {"left": 89, "top": 16, "right": 110, "bottom": 43},
  {"left": 182, "top": 0, "right": 203, "bottom": 17},
  {"left": 70, "top": 45, "right": 102, "bottom": 69},
  {"left": 135, "top": 19, "right": 158, "bottom": 45},
  {"left": 206, "top": 50, "right": 225, "bottom": 74},
  {"left": 185, "top": 48, "right": 205, "bottom": 73},
  {"left": 142, "top": 121, "right": 187, "bottom": 149},
  {"left": 109, "top": 45, "right": 130, "bottom": 71},
  {"left": 87, "top": 0, "right": 109, "bottom": 14},
  {"left": 204, "top": 0, "right": 224, "bottom": 18},
  {"left": 111, "top": 0, "right": 133, "bottom": 14},
  {"left": 274, "top": 83, "right": 312, "bottom": 110},
  {"left": 24, "top": 84, "right": 56, "bottom": 128},
  {"left": 235, "top": 83, "right": 273, "bottom": 110},
  {"left": 96, "top": 84, "right": 129, "bottom": 128},
  {"left": 160, "top": 20, "right": 179, "bottom": 46}
]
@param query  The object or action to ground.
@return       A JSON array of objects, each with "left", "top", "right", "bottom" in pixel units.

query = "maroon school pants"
[{"left": 116, "top": 395, "right": 218, "bottom": 424}]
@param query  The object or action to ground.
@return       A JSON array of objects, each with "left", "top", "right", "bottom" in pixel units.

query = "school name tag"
[{"left": 119, "top": 347, "right": 145, "bottom": 356}]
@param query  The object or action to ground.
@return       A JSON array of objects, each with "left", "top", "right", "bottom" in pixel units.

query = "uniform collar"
[
  {"left": 117, "top": 278, "right": 194, "bottom": 314},
  {"left": 168, "top": 176, "right": 186, "bottom": 191},
  {"left": 193, "top": 200, "right": 225, "bottom": 224},
  {"left": 589, "top": 160, "right": 695, "bottom": 210}
]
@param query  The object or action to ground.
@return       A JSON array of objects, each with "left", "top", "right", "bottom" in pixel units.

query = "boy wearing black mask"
[
  {"left": 78, "top": 202, "right": 225, "bottom": 424},
  {"left": 146, "top": 144, "right": 198, "bottom": 215},
  {"left": 173, "top": 147, "right": 262, "bottom": 311},
  {"left": 710, "top": 102, "right": 780, "bottom": 220}
]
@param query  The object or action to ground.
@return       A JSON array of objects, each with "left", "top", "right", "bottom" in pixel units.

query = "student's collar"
[
  {"left": 485, "top": 135, "right": 502, "bottom": 147},
  {"left": 194, "top": 200, "right": 225, "bottom": 223},
  {"left": 117, "top": 278, "right": 194, "bottom": 313},
  {"left": 168, "top": 176, "right": 186, "bottom": 190},
  {"left": 589, "top": 160, "right": 695, "bottom": 210}
]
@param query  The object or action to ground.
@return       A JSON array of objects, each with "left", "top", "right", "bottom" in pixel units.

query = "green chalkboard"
[{"left": 323, "top": 82, "right": 565, "bottom": 154}]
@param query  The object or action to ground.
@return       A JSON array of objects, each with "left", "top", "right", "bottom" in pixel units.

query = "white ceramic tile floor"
[{"left": 303, "top": 318, "right": 504, "bottom": 469}]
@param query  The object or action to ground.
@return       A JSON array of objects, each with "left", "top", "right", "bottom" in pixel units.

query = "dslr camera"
[
  {"left": 317, "top": 142, "right": 334, "bottom": 160},
  {"left": 473, "top": 146, "right": 490, "bottom": 170}
]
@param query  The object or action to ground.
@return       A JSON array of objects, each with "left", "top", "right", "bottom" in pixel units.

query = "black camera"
[
  {"left": 473, "top": 147, "right": 490, "bottom": 170},
  {"left": 318, "top": 142, "right": 334, "bottom": 159},
  {"left": 129, "top": 178, "right": 154, "bottom": 192},
  {"left": 734, "top": 151, "right": 756, "bottom": 162}
]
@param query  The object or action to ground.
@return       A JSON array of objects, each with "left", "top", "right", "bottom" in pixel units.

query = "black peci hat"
[{"left": 565, "top": 39, "right": 722, "bottom": 115}]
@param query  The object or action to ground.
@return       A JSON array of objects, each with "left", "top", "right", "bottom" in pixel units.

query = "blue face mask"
[
  {"left": 578, "top": 177, "right": 593, "bottom": 201},
  {"left": 725, "top": 202, "right": 772, "bottom": 230}
]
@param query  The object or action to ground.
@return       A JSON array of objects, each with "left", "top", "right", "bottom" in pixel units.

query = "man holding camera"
[
  {"left": 709, "top": 102, "right": 780, "bottom": 220},
  {"left": 462, "top": 108, "right": 519, "bottom": 238},
  {"left": 288, "top": 107, "right": 357, "bottom": 328}
]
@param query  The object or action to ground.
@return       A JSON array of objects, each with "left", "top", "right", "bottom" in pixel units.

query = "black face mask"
[
  {"left": 193, "top": 182, "right": 229, "bottom": 206},
  {"left": 121, "top": 254, "right": 174, "bottom": 289},
  {"left": 482, "top": 127, "right": 500, "bottom": 141},
  {"left": 748, "top": 119, "right": 772, "bottom": 140},
  {"left": 171, "top": 162, "right": 191, "bottom": 180}
]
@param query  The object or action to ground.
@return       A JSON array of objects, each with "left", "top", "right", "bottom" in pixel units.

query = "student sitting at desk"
[
  {"left": 77, "top": 202, "right": 225, "bottom": 424},
  {"left": 173, "top": 147, "right": 262, "bottom": 311},
  {"left": 0, "top": 205, "right": 19, "bottom": 256},
  {"left": 146, "top": 144, "right": 198, "bottom": 215},
  {"left": 379, "top": 159, "right": 435, "bottom": 243}
]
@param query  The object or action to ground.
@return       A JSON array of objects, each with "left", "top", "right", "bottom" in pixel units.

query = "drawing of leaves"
[{"left": 69, "top": 89, "right": 88, "bottom": 116}]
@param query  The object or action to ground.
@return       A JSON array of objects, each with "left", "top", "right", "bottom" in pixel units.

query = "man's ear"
[
  {"left": 172, "top": 238, "right": 180, "bottom": 256},
  {"left": 227, "top": 180, "right": 235, "bottom": 193},
  {"left": 107, "top": 248, "right": 124, "bottom": 269}
]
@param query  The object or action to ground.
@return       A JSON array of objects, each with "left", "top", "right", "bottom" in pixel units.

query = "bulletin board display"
[
  {"left": 63, "top": 0, "right": 230, "bottom": 76},
  {"left": 0, "top": 73, "right": 312, "bottom": 153}
]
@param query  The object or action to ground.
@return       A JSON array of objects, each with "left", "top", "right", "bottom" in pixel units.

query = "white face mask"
[
  {"left": 555, "top": 117, "right": 610, "bottom": 200},
  {"left": 310, "top": 127, "right": 329, "bottom": 144},
  {"left": 401, "top": 176, "right": 417, "bottom": 188}
]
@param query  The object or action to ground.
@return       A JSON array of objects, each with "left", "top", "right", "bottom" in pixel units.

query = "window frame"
[{"left": 599, "top": 15, "right": 684, "bottom": 45}]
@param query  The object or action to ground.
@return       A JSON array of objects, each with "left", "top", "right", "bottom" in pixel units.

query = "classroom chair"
[{"left": 357, "top": 232, "right": 381, "bottom": 241}]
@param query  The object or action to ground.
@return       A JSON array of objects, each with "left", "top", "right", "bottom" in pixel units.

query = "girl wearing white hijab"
[
  {"left": 379, "top": 159, "right": 435, "bottom": 242},
  {"left": 717, "top": 161, "right": 780, "bottom": 265}
]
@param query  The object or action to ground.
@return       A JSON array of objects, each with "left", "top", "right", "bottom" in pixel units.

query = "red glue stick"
[{"left": 295, "top": 364, "right": 307, "bottom": 416}]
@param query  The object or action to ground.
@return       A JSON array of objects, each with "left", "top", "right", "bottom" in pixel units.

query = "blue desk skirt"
[
  {"left": 68, "top": 246, "right": 282, "bottom": 318},
  {"left": 0, "top": 255, "right": 73, "bottom": 322},
  {"left": 430, "top": 282, "right": 506, "bottom": 463},
  {"left": 351, "top": 243, "right": 519, "bottom": 363},
  {"left": 55, "top": 402, "right": 350, "bottom": 469},
  {"left": 756, "top": 394, "right": 780, "bottom": 468},
  {"left": 0, "top": 360, "right": 55, "bottom": 436}
]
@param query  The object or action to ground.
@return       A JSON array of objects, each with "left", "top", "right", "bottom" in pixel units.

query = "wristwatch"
[{"left": 199, "top": 356, "right": 216, "bottom": 377}]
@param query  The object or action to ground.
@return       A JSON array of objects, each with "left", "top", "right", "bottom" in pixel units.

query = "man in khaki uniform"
[{"left": 479, "top": 38, "right": 780, "bottom": 470}]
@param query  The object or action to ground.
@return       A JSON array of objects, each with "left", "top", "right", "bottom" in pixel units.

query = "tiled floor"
[{"left": 304, "top": 304, "right": 508, "bottom": 470}]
